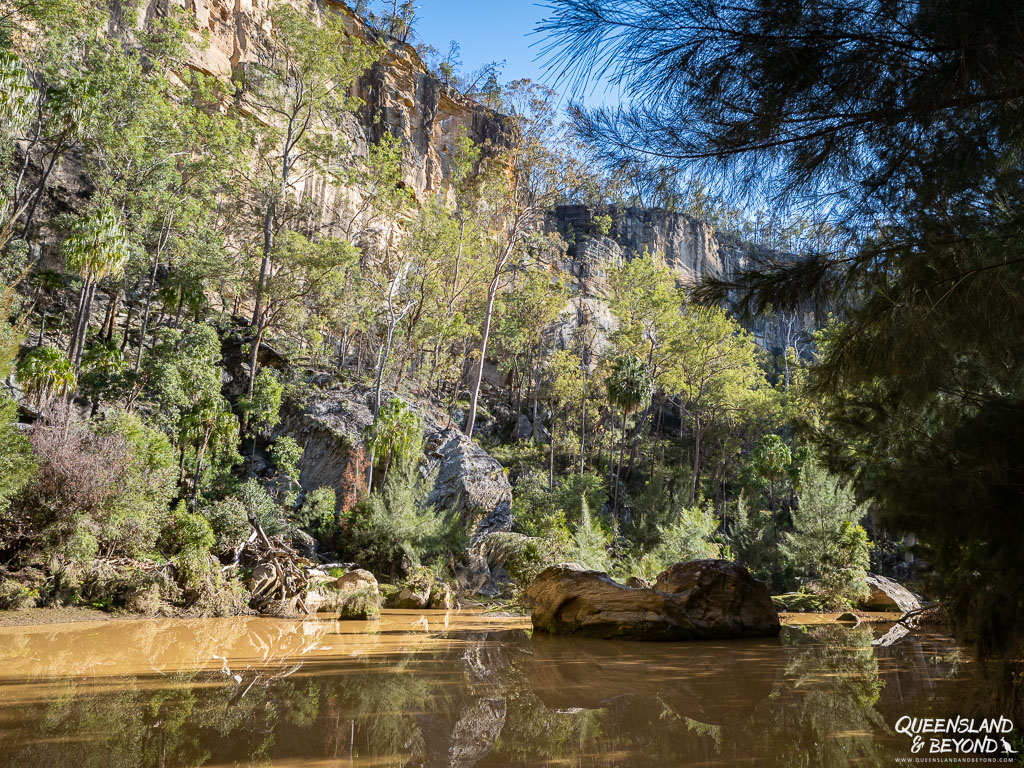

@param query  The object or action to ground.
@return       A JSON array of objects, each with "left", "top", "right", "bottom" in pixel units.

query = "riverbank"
[{"left": 0, "top": 605, "right": 905, "bottom": 630}]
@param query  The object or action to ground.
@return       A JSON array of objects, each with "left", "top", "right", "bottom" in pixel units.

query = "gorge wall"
[{"left": 169, "top": 0, "right": 506, "bottom": 205}]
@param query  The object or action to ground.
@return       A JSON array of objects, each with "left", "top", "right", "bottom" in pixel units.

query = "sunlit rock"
[{"left": 528, "top": 561, "right": 780, "bottom": 640}]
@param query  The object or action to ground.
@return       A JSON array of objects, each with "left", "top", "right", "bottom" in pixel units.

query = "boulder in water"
[
  {"left": 527, "top": 561, "right": 780, "bottom": 641},
  {"left": 860, "top": 573, "right": 922, "bottom": 613}
]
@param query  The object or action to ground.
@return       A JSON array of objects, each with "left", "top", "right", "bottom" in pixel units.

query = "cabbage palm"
[
  {"left": 63, "top": 208, "right": 131, "bottom": 375},
  {"left": 16, "top": 345, "right": 76, "bottom": 407},
  {"left": 606, "top": 355, "right": 652, "bottom": 515},
  {"left": 365, "top": 397, "right": 421, "bottom": 489}
]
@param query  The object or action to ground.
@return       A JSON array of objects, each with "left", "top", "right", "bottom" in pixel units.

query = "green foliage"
[
  {"left": 569, "top": 496, "right": 611, "bottom": 571},
  {"left": 606, "top": 354, "right": 653, "bottom": 416},
  {"left": 202, "top": 496, "right": 250, "bottom": 556},
  {"left": 592, "top": 213, "right": 613, "bottom": 236},
  {"left": 160, "top": 501, "right": 215, "bottom": 589},
  {"left": 239, "top": 368, "right": 283, "bottom": 444},
  {"left": 269, "top": 436, "right": 303, "bottom": 485},
  {"left": 364, "top": 398, "right": 421, "bottom": 485},
  {"left": 234, "top": 478, "right": 286, "bottom": 537},
  {"left": 62, "top": 208, "right": 131, "bottom": 281},
  {"left": 0, "top": 51, "right": 35, "bottom": 136},
  {"left": 553, "top": 471, "right": 608, "bottom": 528},
  {"left": 782, "top": 459, "right": 870, "bottom": 609},
  {"left": 651, "top": 504, "right": 722, "bottom": 564},
  {"left": 342, "top": 467, "right": 464, "bottom": 578},
  {"left": 728, "top": 496, "right": 777, "bottom": 581},
  {"left": 16, "top": 345, "right": 75, "bottom": 405},
  {"left": 79, "top": 341, "right": 128, "bottom": 405},
  {"left": 296, "top": 486, "right": 337, "bottom": 543}
]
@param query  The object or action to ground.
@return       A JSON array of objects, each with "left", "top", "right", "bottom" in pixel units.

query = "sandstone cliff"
[{"left": 167, "top": 0, "right": 506, "bottom": 204}]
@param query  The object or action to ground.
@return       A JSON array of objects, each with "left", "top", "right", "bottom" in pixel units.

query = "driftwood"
[
  {"left": 243, "top": 517, "right": 313, "bottom": 616},
  {"left": 871, "top": 603, "right": 945, "bottom": 647}
]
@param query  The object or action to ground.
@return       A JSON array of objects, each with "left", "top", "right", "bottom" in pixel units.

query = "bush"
[
  {"left": 342, "top": 466, "right": 465, "bottom": 579},
  {"left": 202, "top": 496, "right": 250, "bottom": 556},
  {"left": 159, "top": 501, "right": 216, "bottom": 591},
  {"left": 13, "top": 408, "right": 175, "bottom": 566},
  {"left": 569, "top": 497, "right": 611, "bottom": 571},
  {"left": 0, "top": 578, "right": 38, "bottom": 609},
  {"left": 782, "top": 458, "right": 871, "bottom": 609}
]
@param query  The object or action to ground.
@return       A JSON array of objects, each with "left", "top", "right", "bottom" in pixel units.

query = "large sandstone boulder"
[
  {"left": 527, "top": 561, "right": 780, "bottom": 641},
  {"left": 336, "top": 568, "right": 378, "bottom": 592},
  {"left": 860, "top": 573, "right": 922, "bottom": 613},
  {"left": 653, "top": 560, "right": 781, "bottom": 635}
]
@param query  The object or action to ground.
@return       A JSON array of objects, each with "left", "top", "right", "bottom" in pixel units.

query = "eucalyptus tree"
[
  {"left": 230, "top": 3, "right": 379, "bottom": 400},
  {"left": 664, "top": 306, "right": 764, "bottom": 504},
  {"left": 464, "top": 80, "right": 568, "bottom": 438}
]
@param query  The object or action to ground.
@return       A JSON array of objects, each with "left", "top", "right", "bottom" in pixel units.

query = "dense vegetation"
[
  {"left": 541, "top": 0, "right": 1024, "bottom": 656},
  {"left": 0, "top": 0, "right": 925, "bottom": 621}
]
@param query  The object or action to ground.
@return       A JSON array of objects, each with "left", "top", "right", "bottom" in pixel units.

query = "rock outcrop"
[
  {"left": 172, "top": 0, "right": 506, "bottom": 205},
  {"left": 527, "top": 561, "right": 780, "bottom": 641},
  {"left": 860, "top": 572, "right": 922, "bottom": 613},
  {"left": 279, "top": 385, "right": 513, "bottom": 593},
  {"left": 545, "top": 205, "right": 807, "bottom": 361},
  {"left": 332, "top": 568, "right": 382, "bottom": 619}
]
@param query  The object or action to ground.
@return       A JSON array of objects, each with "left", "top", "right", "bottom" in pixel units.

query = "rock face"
[
  {"left": 528, "top": 561, "right": 780, "bottom": 641},
  {"left": 545, "top": 205, "right": 804, "bottom": 361},
  {"left": 860, "top": 573, "right": 922, "bottom": 613},
  {"left": 279, "top": 386, "right": 513, "bottom": 595},
  {"left": 172, "top": 0, "right": 505, "bottom": 208}
]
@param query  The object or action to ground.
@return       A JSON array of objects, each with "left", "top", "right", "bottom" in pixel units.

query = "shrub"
[
  {"left": 13, "top": 407, "right": 175, "bottom": 565},
  {"left": 0, "top": 578, "right": 38, "bottom": 609},
  {"left": 782, "top": 458, "right": 871, "bottom": 609},
  {"left": 203, "top": 496, "right": 250, "bottom": 556},
  {"left": 342, "top": 467, "right": 464, "bottom": 578},
  {"left": 569, "top": 497, "right": 611, "bottom": 571},
  {"left": 159, "top": 501, "right": 216, "bottom": 592}
]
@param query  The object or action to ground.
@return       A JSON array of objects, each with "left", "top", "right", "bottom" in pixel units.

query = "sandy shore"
[{"left": 0, "top": 606, "right": 153, "bottom": 628}]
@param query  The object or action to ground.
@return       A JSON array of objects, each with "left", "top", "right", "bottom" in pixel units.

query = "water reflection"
[{"left": 0, "top": 612, "right": 971, "bottom": 767}]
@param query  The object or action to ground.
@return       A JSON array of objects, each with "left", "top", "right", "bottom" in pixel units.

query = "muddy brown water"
[{"left": 0, "top": 610, "right": 982, "bottom": 766}]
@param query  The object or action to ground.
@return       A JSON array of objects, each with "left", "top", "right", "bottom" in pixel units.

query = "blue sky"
[{"left": 413, "top": 0, "right": 621, "bottom": 108}]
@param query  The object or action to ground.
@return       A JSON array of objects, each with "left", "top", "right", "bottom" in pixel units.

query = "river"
[{"left": 0, "top": 610, "right": 976, "bottom": 766}]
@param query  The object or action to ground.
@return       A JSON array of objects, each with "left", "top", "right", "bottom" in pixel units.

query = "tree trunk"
[
  {"left": 549, "top": 406, "right": 556, "bottom": 492},
  {"left": 465, "top": 270, "right": 501, "bottom": 438},
  {"left": 689, "top": 420, "right": 703, "bottom": 505}
]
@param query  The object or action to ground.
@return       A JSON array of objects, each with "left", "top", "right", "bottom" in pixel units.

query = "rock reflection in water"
[{"left": 0, "top": 612, "right": 969, "bottom": 767}]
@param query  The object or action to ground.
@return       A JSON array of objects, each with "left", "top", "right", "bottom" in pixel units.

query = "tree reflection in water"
[{"left": 0, "top": 613, "right": 971, "bottom": 767}]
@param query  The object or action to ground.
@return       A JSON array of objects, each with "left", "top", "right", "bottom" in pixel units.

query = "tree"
[
  {"left": 753, "top": 434, "right": 791, "bottom": 515},
  {"left": 16, "top": 345, "right": 75, "bottom": 408},
  {"left": 239, "top": 368, "right": 283, "bottom": 459},
  {"left": 231, "top": 3, "right": 377, "bottom": 401},
  {"left": 365, "top": 397, "right": 420, "bottom": 489},
  {"left": 664, "top": 306, "right": 763, "bottom": 503},
  {"left": 783, "top": 458, "right": 870, "bottom": 609},
  {"left": 605, "top": 354, "right": 652, "bottom": 515},
  {"left": 0, "top": 283, "right": 36, "bottom": 526},
  {"left": 62, "top": 208, "right": 131, "bottom": 374},
  {"left": 464, "top": 80, "right": 568, "bottom": 438}
]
